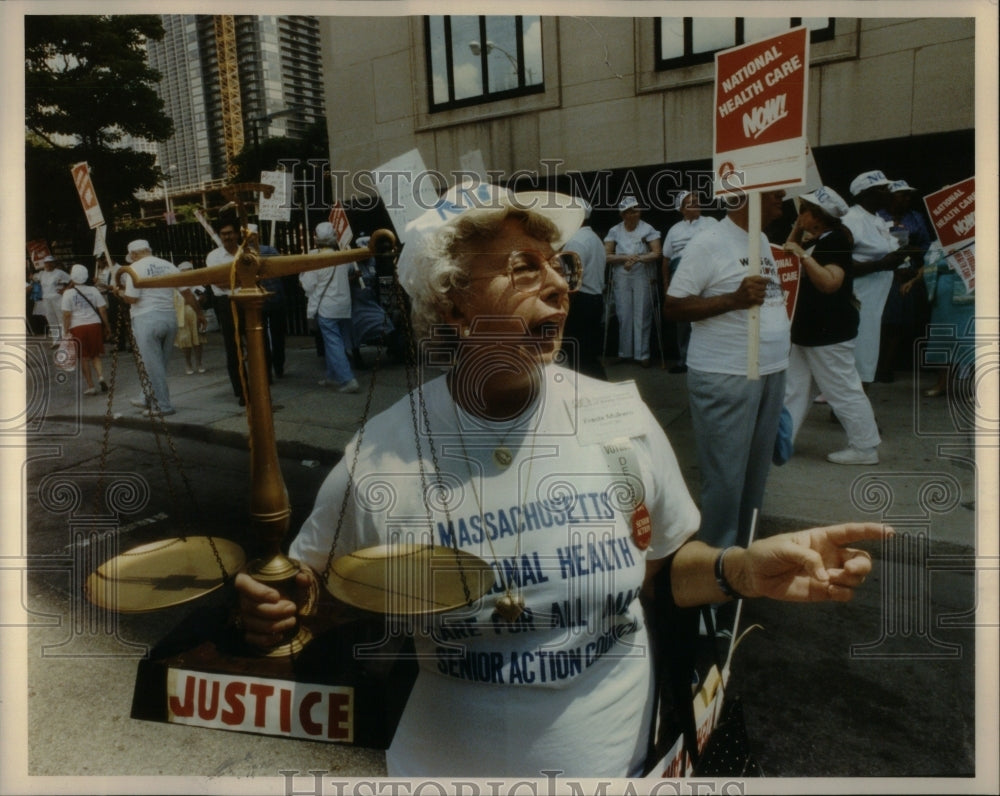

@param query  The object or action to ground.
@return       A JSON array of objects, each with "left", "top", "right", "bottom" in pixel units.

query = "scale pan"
[
  {"left": 326, "top": 543, "right": 495, "bottom": 615},
  {"left": 85, "top": 536, "right": 246, "bottom": 613}
]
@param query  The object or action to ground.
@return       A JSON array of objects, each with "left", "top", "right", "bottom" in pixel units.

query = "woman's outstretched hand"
[{"left": 731, "top": 522, "right": 891, "bottom": 603}]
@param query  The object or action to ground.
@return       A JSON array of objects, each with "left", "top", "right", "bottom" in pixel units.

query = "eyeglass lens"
[{"left": 509, "top": 251, "right": 581, "bottom": 292}]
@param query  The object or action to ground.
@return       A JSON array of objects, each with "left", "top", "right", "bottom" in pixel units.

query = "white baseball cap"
[
  {"left": 849, "top": 170, "right": 892, "bottom": 197},
  {"left": 395, "top": 180, "right": 585, "bottom": 297},
  {"left": 126, "top": 239, "right": 151, "bottom": 263},
  {"left": 619, "top": 195, "right": 641, "bottom": 212},
  {"left": 70, "top": 264, "right": 89, "bottom": 283},
  {"left": 798, "top": 186, "right": 850, "bottom": 219},
  {"left": 889, "top": 179, "right": 917, "bottom": 193}
]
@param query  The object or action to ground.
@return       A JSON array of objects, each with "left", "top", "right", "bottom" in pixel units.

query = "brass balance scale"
[{"left": 84, "top": 185, "right": 493, "bottom": 746}]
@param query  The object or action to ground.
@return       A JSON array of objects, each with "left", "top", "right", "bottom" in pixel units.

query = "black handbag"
[
  {"left": 644, "top": 558, "right": 762, "bottom": 778},
  {"left": 693, "top": 693, "right": 761, "bottom": 777},
  {"left": 686, "top": 606, "right": 763, "bottom": 777}
]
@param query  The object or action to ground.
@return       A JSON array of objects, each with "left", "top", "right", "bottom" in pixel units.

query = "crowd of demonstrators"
[
  {"left": 33, "top": 255, "right": 71, "bottom": 344},
  {"left": 782, "top": 187, "right": 882, "bottom": 466},
  {"left": 561, "top": 200, "right": 608, "bottom": 380},
  {"left": 60, "top": 263, "right": 110, "bottom": 396},
  {"left": 604, "top": 196, "right": 662, "bottom": 368},
  {"left": 660, "top": 190, "right": 719, "bottom": 374},
  {"left": 875, "top": 179, "right": 933, "bottom": 383},
  {"left": 112, "top": 239, "right": 205, "bottom": 418},
  {"left": 663, "top": 189, "right": 790, "bottom": 554},
  {"left": 300, "top": 222, "right": 358, "bottom": 394},
  {"left": 205, "top": 216, "right": 251, "bottom": 406},
  {"left": 173, "top": 261, "right": 207, "bottom": 375},
  {"left": 235, "top": 184, "right": 888, "bottom": 778}
]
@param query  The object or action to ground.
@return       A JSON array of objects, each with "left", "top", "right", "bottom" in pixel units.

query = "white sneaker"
[
  {"left": 338, "top": 378, "right": 360, "bottom": 394},
  {"left": 827, "top": 447, "right": 879, "bottom": 465},
  {"left": 129, "top": 397, "right": 148, "bottom": 408}
]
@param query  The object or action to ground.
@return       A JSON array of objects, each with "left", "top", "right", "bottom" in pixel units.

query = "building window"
[
  {"left": 425, "top": 15, "right": 544, "bottom": 111},
  {"left": 656, "top": 17, "right": 834, "bottom": 69}
]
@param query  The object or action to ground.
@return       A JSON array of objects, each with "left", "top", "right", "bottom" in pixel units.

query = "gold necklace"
[{"left": 450, "top": 399, "right": 536, "bottom": 623}]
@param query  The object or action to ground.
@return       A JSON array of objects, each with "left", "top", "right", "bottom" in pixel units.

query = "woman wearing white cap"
[
  {"left": 783, "top": 187, "right": 881, "bottom": 465},
  {"left": 842, "top": 171, "right": 917, "bottom": 386},
  {"left": 60, "top": 264, "right": 110, "bottom": 395},
  {"left": 604, "top": 196, "right": 662, "bottom": 367},
  {"left": 234, "top": 183, "right": 887, "bottom": 778}
]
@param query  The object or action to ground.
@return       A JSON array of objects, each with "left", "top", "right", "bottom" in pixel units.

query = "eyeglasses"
[{"left": 471, "top": 250, "right": 583, "bottom": 294}]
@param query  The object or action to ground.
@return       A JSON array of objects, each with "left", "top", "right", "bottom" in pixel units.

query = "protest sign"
[
  {"left": 329, "top": 201, "right": 353, "bottom": 249},
  {"left": 258, "top": 170, "right": 293, "bottom": 222},
  {"left": 373, "top": 148, "right": 440, "bottom": 240},
  {"left": 771, "top": 244, "right": 802, "bottom": 321},
  {"left": 924, "top": 177, "right": 974, "bottom": 249},
  {"left": 26, "top": 239, "right": 52, "bottom": 269},
  {"left": 714, "top": 27, "right": 809, "bottom": 195},
  {"left": 70, "top": 161, "right": 105, "bottom": 229},
  {"left": 923, "top": 177, "right": 975, "bottom": 291}
]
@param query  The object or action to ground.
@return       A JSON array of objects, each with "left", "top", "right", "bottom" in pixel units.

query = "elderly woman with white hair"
[
  {"left": 60, "top": 263, "right": 110, "bottom": 395},
  {"left": 236, "top": 185, "right": 888, "bottom": 778}
]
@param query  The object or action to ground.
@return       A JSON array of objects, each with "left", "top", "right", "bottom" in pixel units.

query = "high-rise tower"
[{"left": 146, "top": 14, "right": 327, "bottom": 192}]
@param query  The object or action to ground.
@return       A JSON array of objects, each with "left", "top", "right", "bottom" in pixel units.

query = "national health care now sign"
[
  {"left": 923, "top": 177, "right": 975, "bottom": 291},
  {"left": 714, "top": 27, "right": 809, "bottom": 195}
]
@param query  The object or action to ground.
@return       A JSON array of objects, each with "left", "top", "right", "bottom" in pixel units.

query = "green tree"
[
  {"left": 25, "top": 15, "right": 174, "bottom": 243},
  {"left": 230, "top": 118, "right": 331, "bottom": 183}
]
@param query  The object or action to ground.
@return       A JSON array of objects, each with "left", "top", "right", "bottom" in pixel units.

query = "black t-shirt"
[{"left": 790, "top": 227, "right": 859, "bottom": 346}]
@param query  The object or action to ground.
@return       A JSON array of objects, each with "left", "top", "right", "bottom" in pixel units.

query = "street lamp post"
[{"left": 469, "top": 39, "right": 519, "bottom": 90}]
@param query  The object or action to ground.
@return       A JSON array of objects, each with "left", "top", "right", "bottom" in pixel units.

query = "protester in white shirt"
[
  {"left": 113, "top": 239, "right": 204, "bottom": 416},
  {"left": 60, "top": 264, "right": 110, "bottom": 396},
  {"left": 664, "top": 190, "right": 790, "bottom": 552},
  {"left": 300, "top": 222, "right": 358, "bottom": 393},
  {"left": 35, "top": 255, "right": 71, "bottom": 344},
  {"left": 842, "top": 170, "right": 915, "bottom": 385},
  {"left": 604, "top": 196, "right": 662, "bottom": 367}
]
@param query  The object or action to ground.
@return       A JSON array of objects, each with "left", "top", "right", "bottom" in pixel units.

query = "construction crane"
[{"left": 214, "top": 15, "right": 244, "bottom": 179}]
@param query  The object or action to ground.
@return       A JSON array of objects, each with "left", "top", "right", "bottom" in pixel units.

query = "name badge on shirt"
[{"left": 567, "top": 380, "right": 645, "bottom": 446}]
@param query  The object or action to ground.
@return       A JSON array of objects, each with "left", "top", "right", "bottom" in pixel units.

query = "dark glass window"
[
  {"left": 656, "top": 18, "right": 834, "bottom": 70},
  {"left": 425, "top": 15, "right": 544, "bottom": 111}
]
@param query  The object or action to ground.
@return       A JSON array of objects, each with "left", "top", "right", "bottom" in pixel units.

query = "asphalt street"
[{"left": 4, "top": 324, "right": 991, "bottom": 792}]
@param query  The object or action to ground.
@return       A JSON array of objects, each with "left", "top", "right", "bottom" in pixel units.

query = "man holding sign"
[{"left": 663, "top": 190, "right": 789, "bottom": 552}]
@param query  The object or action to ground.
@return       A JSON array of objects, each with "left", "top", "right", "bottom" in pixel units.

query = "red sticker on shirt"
[{"left": 631, "top": 503, "right": 652, "bottom": 550}]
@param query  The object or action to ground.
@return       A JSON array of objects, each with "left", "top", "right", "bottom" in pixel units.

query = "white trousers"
[
  {"left": 785, "top": 340, "right": 881, "bottom": 451},
  {"left": 612, "top": 264, "right": 653, "bottom": 360},
  {"left": 852, "top": 271, "right": 893, "bottom": 382}
]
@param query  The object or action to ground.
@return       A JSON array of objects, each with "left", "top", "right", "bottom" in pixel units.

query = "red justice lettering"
[{"left": 166, "top": 670, "right": 354, "bottom": 743}]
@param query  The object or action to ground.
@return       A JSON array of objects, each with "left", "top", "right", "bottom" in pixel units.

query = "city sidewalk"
[{"left": 37, "top": 329, "right": 978, "bottom": 549}]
